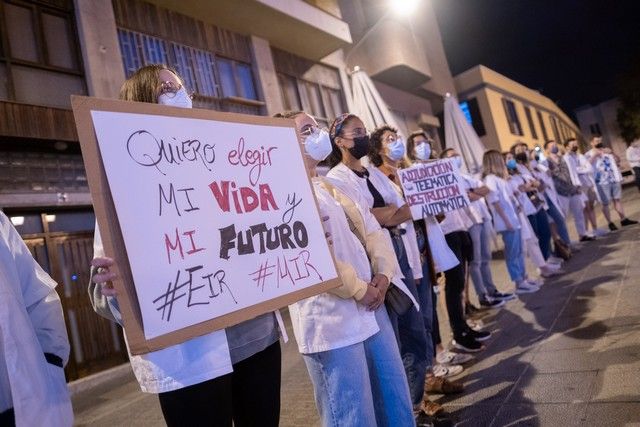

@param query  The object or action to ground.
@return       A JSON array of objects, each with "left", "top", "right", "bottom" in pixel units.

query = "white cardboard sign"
[
  {"left": 398, "top": 158, "right": 470, "bottom": 219},
  {"left": 89, "top": 109, "right": 338, "bottom": 340}
]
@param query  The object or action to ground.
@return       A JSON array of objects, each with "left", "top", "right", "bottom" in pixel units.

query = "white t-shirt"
[{"left": 484, "top": 174, "right": 520, "bottom": 233}]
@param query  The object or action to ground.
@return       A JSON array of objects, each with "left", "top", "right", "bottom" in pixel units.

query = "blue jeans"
[
  {"left": 303, "top": 308, "right": 414, "bottom": 427},
  {"left": 415, "top": 229, "right": 435, "bottom": 370},
  {"left": 545, "top": 195, "right": 571, "bottom": 246},
  {"left": 417, "top": 262, "right": 435, "bottom": 371},
  {"left": 387, "top": 235, "right": 429, "bottom": 406},
  {"left": 468, "top": 221, "right": 498, "bottom": 298},
  {"left": 500, "top": 229, "right": 526, "bottom": 283},
  {"left": 528, "top": 210, "right": 552, "bottom": 260}
]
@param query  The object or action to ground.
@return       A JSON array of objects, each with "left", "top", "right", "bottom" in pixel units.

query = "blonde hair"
[
  {"left": 482, "top": 149, "right": 508, "bottom": 179},
  {"left": 118, "top": 64, "right": 182, "bottom": 103}
]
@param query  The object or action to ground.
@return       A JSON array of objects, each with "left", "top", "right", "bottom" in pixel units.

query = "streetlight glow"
[{"left": 390, "top": 0, "right": 420, "bottom": 16}]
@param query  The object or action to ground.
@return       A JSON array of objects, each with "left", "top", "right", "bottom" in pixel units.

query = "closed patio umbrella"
[{"left": 444, "top": 93, "right": 486, "bottom": 175}]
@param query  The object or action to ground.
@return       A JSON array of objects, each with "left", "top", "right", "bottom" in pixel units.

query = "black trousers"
[
  {"left": 444, "top": 230, "right": 473, "bottom": 339},
  {"left": 158, "top": 342, "right": 281, "bottom": 427},
  {"left": 0, "top": 408, "right": 14, "bottom": 427}
]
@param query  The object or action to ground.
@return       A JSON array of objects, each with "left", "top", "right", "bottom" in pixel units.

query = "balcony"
[
  {"left": 147, "top": 0, "right": 352, "bottom": 60},
  {"left": 345, "top": 17, "right": 432, "bottom": 91}
]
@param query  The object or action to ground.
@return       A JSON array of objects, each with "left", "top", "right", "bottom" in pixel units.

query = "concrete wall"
[
  {"left": 576, "top": 99, "right": 631, "bottom": 171},
  {"left": 74, "top": 0, "right": 125, "bottom": 98}
]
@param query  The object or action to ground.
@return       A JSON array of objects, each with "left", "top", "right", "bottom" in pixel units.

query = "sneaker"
[
  {"left": 479, "top": 297, "right": 505, "bottom": 309},
  {"left": 432, "top": 363, "right": 464, "bottom": 378},
  {"left": 425, "top": 375, "right": 465, "bottom": 394},
  {"left": 516, "top": 281, "right": 540, "bottom": 294},
  {"left": 594, "top": 228, "right": 610, "bottom": 236},
  {"left": 452, "top": 332, "right": 484, "bottom": 352},
  {"left": 490, "top": 291, "right": 516, "bottom": 301},
  {"left": 547, "top": 255, "right": 564, "bottom": 265},
  {"left": 539, "top": 265, "right": 563, "bottom": 277},
  {"left": 526, "top": 277, "right": 543, "bottom": 286},
  {"left": 608, "top": 222, "right": 619, "bottom": 231},
  {"left": 621, "top": 218, "right": 639, "bottom": 226},
  {"left": 580, "top": 235, "right": 596, "bottom": 242},
  {"left": 436, "top": 350, "right": 474, "bottom": 365},
  {"left": 467, "top": 327, "right": 492, "bottom": 341}
]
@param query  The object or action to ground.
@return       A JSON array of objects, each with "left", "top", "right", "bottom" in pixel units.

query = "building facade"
[
  {"left": 575, "top": 98, "right": 632, "bottom": 174},
  {"left": 453, "top": 65, "right": 582, "bottom": 153},
  {"left": 0, "top": 0, "right": 455, "bottom": 380}
]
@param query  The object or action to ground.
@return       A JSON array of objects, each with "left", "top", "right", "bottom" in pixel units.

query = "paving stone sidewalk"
[{"left": 72, "top": 187, "right": 640, "bottom": 426}]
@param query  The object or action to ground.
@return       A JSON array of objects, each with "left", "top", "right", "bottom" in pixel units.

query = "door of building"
[{"left": 7, "top": 210, "right": 128, "bottom": 381}]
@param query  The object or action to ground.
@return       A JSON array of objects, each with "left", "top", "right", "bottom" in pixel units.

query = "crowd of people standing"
[
  {"left": 2, "top": 63, "right": 638, "bottom": 427},
  {"left": 88, "top": 65, "right": 637, "bottom": 427}
]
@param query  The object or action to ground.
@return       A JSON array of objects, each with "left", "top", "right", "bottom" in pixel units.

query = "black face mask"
[
  {"left": 595, "top": 143, "right": 604, "bottom": 149},
  {"left": 348, "top": 134, "right": 370, "bottom": 159},
  {"left": 571, "top": 146, "right": 579, "bottom": 152},
  {"left": 515, "top": 152, "right": 528, "bottom": 164}
]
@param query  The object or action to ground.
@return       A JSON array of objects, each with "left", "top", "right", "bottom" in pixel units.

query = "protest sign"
[
  {"left": 72, "top": 96, "right": 340, "bottom": 354},
  {"left": 398, "top": 158, "right": 470, "bottom": 219}
]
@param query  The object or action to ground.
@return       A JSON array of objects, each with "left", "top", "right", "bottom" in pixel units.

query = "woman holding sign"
[
  {"left": 275, "top": 110, "right": 414, "bottom": 427},
  {"left": 325, "top": 114, "right": 435, "bottom": 421},
  {"left": 89, "top": 65, "right": 282, "bottom": 427}
]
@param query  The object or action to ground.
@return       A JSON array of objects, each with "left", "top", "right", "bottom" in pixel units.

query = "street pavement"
[{"left": 71, "top": 187, "right": 640, "bottom": 426}]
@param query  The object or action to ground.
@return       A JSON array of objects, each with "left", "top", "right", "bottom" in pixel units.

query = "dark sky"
[{"left": 431, "top": 0, "right": 640, "bottom": 116}]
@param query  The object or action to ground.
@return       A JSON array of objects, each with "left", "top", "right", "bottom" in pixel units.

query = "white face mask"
[
  {"left": 303, "top": 128, "right": 332, "bottom": 161},
  {"left": 158, "top": 87, "right": 193, "bottom": 109},
  {"left": 387, "top": 138, "right": 405, "bottom": 161},
  {"left": 415, "top": 142, "right": 431, "bottom": 161}
]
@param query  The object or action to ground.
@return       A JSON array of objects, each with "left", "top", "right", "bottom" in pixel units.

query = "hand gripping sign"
[
  {"left": 72, "top": 96, "right": 339, "bottom": 354},
  {"left": 398, "top": 158, "right": 470, "bottom": 220}
]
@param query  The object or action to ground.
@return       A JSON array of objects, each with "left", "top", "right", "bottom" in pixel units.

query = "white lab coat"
[{"left": 0, "top": 212, "right": 72, "bottom": 427}]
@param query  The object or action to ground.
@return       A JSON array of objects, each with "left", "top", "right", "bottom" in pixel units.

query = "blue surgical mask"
[
  {"left": 451, "top": 156, "right": 463, "bottom": 169},
  {"left": 506, "top": 158, "right": 517, "bottom": 170},
  {"left": 158, "top": 87, "right": 193, "bottom": 109},
  {"left": 387, "top": 138, "right": 405, "bottom": 161},
  {"left": 550, "top": 145, "right": 559, "bottom": 154},
  {"left": 415, "top": 142, "right": 431, "bottom": 161},
  {"left": 304, "top": 128, "right": 332, "bottom": 161}
]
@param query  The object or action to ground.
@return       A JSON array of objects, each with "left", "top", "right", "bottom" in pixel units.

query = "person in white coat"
[
  {"left": 585, "top": 136, "right": 638, "bottom": 230},
  {"left": 563, "top": 138, "right": 601, "bottom": 236},
  {"left": 89, "top": 65, "right": 282, "bottom": 427},
  {"left": 325, "top": 113, "right": 432, "bottom": 421},
  {"left": 0, "top": 212, "right": 72, "bottom": 427},
  {"left": 276, "top": 110, "right": 414, "bottom": 427}
]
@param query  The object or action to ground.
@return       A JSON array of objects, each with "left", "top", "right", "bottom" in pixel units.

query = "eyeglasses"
[
  {"left": 159, "top": 81, "right": 194, "bottom": 99},
  {"left": 341, "top": 128, "right": 368, "bottom": 139},
  {"left": 300, "top": 125, "right": 328, "bottom": 137}
]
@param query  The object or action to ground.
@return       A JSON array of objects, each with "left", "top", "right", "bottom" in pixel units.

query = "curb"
[{"left": 68, "top": 363, "right": 133, "bottom": 396}]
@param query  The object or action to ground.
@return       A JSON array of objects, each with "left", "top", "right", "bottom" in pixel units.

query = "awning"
[
  {"left": 444, "top": 93, "right": 486, "bottom": 175},
  {"left": 349, "top": 67, "right": 403, "bottom": 134}
]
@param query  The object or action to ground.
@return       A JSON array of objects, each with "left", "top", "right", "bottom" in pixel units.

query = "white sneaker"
[
  {"left": 436, "top": 350, "right": 474, "bottom": 365},
  {"left": 547, "top": 256, "right": 564, "bottom": 265},
  {"left": 516, "top": 281, "right": 540, "bottom": 294},
  {"left": 594, "top": 228, "right": 609, "bottom": 237},
  {"left": 526, "top": 277, "right": 543, "bottom": 286},
  {"left": 432, "top": 363, "right": 464, "bottom": 378},
  {"left": 539, "top": 265, "right": 563, "bottom": 277}
]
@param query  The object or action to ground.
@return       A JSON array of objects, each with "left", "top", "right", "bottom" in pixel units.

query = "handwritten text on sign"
[
  {"left": 399, "top": 159, "right": 470, "bottom": 219},
  {"left": 91, "top": 111, "right": 337, "bottom": 339}
]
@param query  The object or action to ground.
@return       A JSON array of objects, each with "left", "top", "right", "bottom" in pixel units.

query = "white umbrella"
[
  {"left": 444, "top": 93, "right": 486, "bottom": 175},
  {"left": 350, "top": 67, "right": 403, "bottom": 135}
]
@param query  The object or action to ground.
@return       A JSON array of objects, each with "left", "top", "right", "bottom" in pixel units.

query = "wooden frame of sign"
[{"left": 72, "top": 95, "right": 340, "bottom": 355}]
